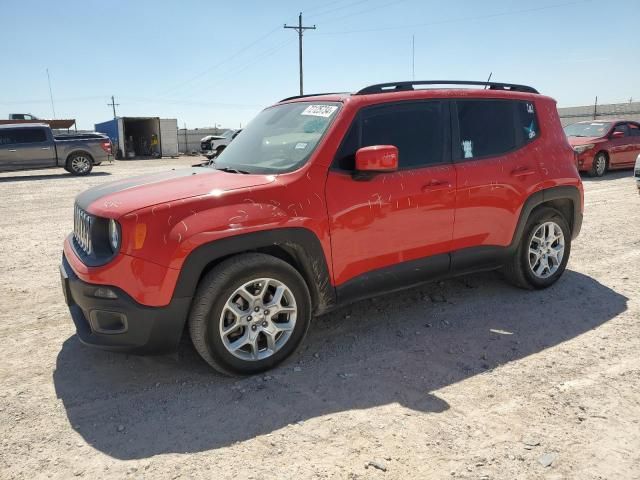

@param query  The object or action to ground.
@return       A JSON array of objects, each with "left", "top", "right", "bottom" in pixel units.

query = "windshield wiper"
[{"left": 216, "top": 166, "right": 250, "bottom": 174}]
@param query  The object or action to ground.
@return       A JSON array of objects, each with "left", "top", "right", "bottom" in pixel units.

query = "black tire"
[
  {"left": 502, "top": 207, "right": 571, "bottom": 290},
  {"left": 66, "top": 153, "right": 93, "bottom": 176},
  {"left": 188, "top": 253, "right": 312, "bottom": 376},
  {"left": 588, "top": 151, "right": 608, "bottom": 177}
]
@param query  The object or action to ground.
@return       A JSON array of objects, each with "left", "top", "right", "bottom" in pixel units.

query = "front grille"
[{"left": 74, "top": 204, "right": 94, "bottom": 255}]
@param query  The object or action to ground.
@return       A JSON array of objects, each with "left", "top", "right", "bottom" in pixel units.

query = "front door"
[
  {"left": 609, "top": 123, "right": 632, "bottom": 167},
  {"left": 326, "top": 100, "right": 456, "bottom": 293}
]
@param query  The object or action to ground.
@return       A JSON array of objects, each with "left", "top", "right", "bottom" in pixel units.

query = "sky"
[{"left": 0, "top": 0, "right": 638, "bottom": 130}]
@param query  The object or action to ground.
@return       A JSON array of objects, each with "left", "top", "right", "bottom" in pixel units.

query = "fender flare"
[
  {"left": 509, "top": 185, "right": 582, "bottom": 251},
  {"left": 172, "top": 227, "right": 336, "bottom": 314}
]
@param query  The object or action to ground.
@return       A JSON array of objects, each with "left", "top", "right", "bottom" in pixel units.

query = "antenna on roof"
[
  {"left": 46, "top": 68, "right": 56, "bottom": 119},
  {"left": 484, "top": 72, "right": 492, "bottom": 89}
]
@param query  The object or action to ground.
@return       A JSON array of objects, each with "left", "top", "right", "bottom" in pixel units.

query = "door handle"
[
  {"left": 422, "top": 180, "right": 452, "bottom": 192},
  {"left": 8, "top": 149, "right": 17, "bottom": 152},
  {"left": 41, "top": 147, "right": 50, "bottom": 150},
  {"left": 511, "top": 166, "right": 535, "bottom": 177}
]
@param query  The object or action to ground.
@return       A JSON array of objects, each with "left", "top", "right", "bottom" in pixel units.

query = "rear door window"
[
  {"left": 629, "top": 123, "right": 640, "bottom": 137},
  {"left": 455, "top": 99, "right": 538, "bottom": 160}
]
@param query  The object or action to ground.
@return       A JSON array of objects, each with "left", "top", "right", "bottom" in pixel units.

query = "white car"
[
  {"left": 635, "top": 153, "right": 640, "bottom": 193},
  {"left": 200, "top": 129, "right": 241, "bottom": 159}
]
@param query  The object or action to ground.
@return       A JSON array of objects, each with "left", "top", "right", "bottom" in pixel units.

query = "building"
[{"left": 558, "top": 101, "right": 640, "bottom": 127}]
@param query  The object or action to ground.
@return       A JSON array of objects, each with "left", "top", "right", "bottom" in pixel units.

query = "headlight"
[
  {"left": 108, "top": 219, "right": 120, "bottom": 253},
  {"left": 573, "top": 144, "right": 595, "bottom": 154}
]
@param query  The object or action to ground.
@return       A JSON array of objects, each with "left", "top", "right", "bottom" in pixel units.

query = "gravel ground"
[{"left": 0, "top": 158, "right": 639, "bottom": 480}]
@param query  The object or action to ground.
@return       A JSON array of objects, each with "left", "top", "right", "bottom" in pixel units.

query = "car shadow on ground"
[
  {"left": 580, "top": 170, "right": 633, "bottom": 182},
  {"left": 0, "top": 171, "right": 111, "bottom": 183},
  {"left": 53, "top": 270, "right": 627, "bottom": 460}
]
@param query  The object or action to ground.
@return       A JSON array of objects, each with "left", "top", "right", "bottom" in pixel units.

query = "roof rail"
[
  {"left": 356, "top": 80, "right": 539, "bottom": 95},
  {"left": 279, "top": 92, "right": 347, "bottom": 102}
]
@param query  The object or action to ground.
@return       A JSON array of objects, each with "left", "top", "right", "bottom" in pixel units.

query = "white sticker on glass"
[
  {"left": 301, "top": 105, "right": 338, "bottom": 117},
  {"left": 462, "top": 140, "right": 474, "bottom": 159},
  {"left": 295, "top": 142, "right": 308, "bottom": 149},
  {"left": 527, "top": 103, "right": 534, "bottom": 114}
]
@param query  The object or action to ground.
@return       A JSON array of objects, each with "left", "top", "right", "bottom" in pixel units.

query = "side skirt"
[{"left": 334, "top": 246, "right": 507, "bottom": 309}]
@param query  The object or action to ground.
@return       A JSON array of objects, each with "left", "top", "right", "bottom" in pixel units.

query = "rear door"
[
  {"left": 451, "top": 98, "right": 542, "bottom": 262},
  {"left": 0, "top": 127, "right": 56, "bottom": 171}
]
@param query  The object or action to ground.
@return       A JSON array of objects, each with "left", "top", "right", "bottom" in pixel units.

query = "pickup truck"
[{"left": 0, "top": 123, "right": 111, "bottom": 175}]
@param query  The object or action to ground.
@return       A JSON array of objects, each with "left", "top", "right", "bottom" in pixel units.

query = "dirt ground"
[{"left": 0, "top": 158, "right": 638, "bottom": 480}]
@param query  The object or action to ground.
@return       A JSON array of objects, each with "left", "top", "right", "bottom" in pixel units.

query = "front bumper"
[{"left": 60, "top": 253, "right": 192, "bottom": 354}]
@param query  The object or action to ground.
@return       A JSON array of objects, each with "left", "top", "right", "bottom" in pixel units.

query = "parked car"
[
  {"left": 60, "top": 80, "right": 583, "bottom": 375},
  {"left": 0, "top": 124, "right": 111, "bottom": 175},
  {"left": 564, "top": 120, "right": 640, "bottom": 177},
  {"left": 9, "top": 113, "right": 39, "bottom": 120},
  {"left": 201, "top": 129, "right": 240, "bottom": 159},
  {"left": 635, "top": 153, "right": 640, "bottom": 193}
]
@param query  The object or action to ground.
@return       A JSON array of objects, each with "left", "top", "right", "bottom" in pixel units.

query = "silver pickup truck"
[{"left": 0, "top": 123, "right": 111, "bottom": 175}]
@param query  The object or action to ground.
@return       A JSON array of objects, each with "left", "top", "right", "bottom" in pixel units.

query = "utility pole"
[
  {"left": 593, "top": 96, "right": 598, "bottom": 120},
  {"left": 411, "top": 35, "right": 415, "bottom": 80},
  {"left": 284, "top": 12, "right": 316, "bottom": 96},
  {"left": 108, "top": 95, "right": 120, "bottom": 118}
]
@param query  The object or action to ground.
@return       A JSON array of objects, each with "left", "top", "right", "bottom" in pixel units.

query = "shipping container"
[{"left": 95, "top": 117, "right": 178, "bottom": 159}]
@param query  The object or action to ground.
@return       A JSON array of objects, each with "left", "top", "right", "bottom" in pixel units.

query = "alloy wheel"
[
  {"left": 528, "top": 221, "right": 565, "bottom": 279},
  {"left": 595, "top": 155, "right": 606, "bottom": 176},
  {"left": 71, "top": 156, "right": 91, "bottom": 173},
  {"left": 218, "top": 278, "right": 297, "bottom": 361}
]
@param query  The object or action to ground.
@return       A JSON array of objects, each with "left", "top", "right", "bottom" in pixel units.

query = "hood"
[
  {"left": 201, "top": 135, "right": 225, "bottom": 142},
  {"left": 76, "top": 167, "right": 275, "bottom": 218},
  {"left": 567, "top": 136, "right": 603, "bottom": 146}
]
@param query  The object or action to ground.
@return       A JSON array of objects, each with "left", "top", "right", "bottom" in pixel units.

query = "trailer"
[{"left": 94, "top": 117, "right": 178, "bottom": 159}]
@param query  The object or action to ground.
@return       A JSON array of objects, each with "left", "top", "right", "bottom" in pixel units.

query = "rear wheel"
[
  {"left": 502, "top": 207, "right": 571, "bottom": 289},
  {"left": 188, "top": 253, "right": 312, "bottom": 376},
  {"left": 588, "top": 152, "right": 607, "bottom": 177},
  {"left": 66, "top": 153, "right": 93, "bottom": 176}
]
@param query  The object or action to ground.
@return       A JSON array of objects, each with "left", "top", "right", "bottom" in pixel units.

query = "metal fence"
[
  {"left": 178, "top": 128, "right": 228, "bottom": 153},
  {"left": 558, "top": 101, "right": 640, "bottom": 126}
]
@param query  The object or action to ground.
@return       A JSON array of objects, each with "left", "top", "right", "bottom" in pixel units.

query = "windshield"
[
  {"left": 564, "top": 122, "right": 612, "bottom": 137},
  {"left": 213, "top": 102, "right": 341, "bottom": 174}
]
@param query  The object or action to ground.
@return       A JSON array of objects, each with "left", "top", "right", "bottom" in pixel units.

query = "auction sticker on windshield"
[{"left": 301, "top": 105, "right": 338, "bottom": 117}]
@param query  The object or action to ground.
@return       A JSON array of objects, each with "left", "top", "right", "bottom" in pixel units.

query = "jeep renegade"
[{"left": 60, "top": 80, "right": 584, "bottom": 375}]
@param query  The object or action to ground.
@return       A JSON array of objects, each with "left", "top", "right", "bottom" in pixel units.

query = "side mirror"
[
  {"left": 612, "top": 131, "right": 625, "bottom": 139},
  {"left": 355, "top": 145, "right": 399, "bottom": 173}
]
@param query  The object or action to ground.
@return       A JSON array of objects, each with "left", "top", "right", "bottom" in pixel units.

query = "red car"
[
  {"left": 565, "top": 120, "right": 640, "bottom": 177},
  {"left": 60, "top": 80, "right": 583, "bottom": 375}
]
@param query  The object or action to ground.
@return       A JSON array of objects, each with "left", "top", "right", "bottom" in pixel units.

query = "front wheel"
[
  {"left": 66, "top": 153, "right": 93, "bottom": 176},
  {"left": 502, "top": 207, "right": 571, "bottom": 289},
  {"left": 588, "top": 152, "right": 607, "bottom": 177},
  {"left": 188, "top": 253, "right": 312, "bottom": 375}
]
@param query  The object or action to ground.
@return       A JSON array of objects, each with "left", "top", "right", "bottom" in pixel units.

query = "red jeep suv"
[{"left": 60, "top": 80, "right": 583, "bottom": 375}]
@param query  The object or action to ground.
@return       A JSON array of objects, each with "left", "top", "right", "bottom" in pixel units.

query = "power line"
[
  {"left": 284, "top": 12, "right": 316, "bottom": 95},
  {"left": 155, "top": 26, "right": 282, "bottom": 97},
  {"left": 317, "top": 0, "right": 590, "bottom": 35},
  {"left": 107, "top": 95, "right": 119, "bottom": 118}
]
